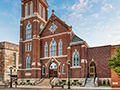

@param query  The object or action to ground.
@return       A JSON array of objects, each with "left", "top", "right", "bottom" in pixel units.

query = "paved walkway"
[{"left": 0, "top": 86, "right": 120, "bottom": 90}]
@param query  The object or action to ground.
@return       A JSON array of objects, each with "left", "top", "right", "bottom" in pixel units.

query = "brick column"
[{"left": 81, "top": 45, "right": 86, "bottom": 78}]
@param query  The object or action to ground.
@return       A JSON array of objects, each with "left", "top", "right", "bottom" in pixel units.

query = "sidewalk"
[{"left": 0, "top": 85, "right": 120, "bottom": 90}]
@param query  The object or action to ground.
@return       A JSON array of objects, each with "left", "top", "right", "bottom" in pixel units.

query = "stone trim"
[
  {"left": 70, "top": 41, "right": 85, "bottom": 46},
  {"left": 40, "top": 32, "right": 71, "bottom": 40},
  {"left": 21, "top": 12, "right": 47, "bottom": 23},
  {"left": 18, "top": 68, "right": 41, "bottom": 70},
  {"left": 70, "top": 66, "right": 81, "bottom": 69},
  {"left": 40, "top": 55, "right": 67, "bottom": 60}
]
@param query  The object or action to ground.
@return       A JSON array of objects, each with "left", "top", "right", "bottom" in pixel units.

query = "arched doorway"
[
  {"left": 89, "top": 62, "right": 96, "bottom": 78},
  {"left": 49, "top": 62, "right": 57, "bottom": 78}
]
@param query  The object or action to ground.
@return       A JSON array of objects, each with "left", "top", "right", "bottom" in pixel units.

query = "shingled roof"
[{"left": 42, "top": 0, "right": 49, "bottom": 6}]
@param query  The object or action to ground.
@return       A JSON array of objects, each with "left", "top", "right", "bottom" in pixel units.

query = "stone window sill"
[{"left": 70, "top": 66, "right": 81, "bottom": 69}]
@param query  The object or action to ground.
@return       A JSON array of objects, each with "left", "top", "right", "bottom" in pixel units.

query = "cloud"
[
  {"left": 117, "top": 11, "right": 120, "bottom": 14},
  {"left": 117, "top": 16, "right": 120, "bottom": 19},
  {"left": 93, "top": 13, "right": 99, "bottom": 18},
  {"left": 101, "top": 4, "right": 114, "bottom": 12},
  {"left": 107, "top": 34, "right": 112, "bottom": 38}
]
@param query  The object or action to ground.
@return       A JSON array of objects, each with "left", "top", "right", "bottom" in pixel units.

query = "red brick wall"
[{"left": 87, "top": 45, "right": 111, "bottom": 78}]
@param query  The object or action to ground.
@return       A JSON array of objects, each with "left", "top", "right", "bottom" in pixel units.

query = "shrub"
[
  {"left": 72, "top": 82, "right": 74, "bottom": 85},
  {"left": 99, "top": 81, "right": 102, "bottom": 86},
  {"left": 79, "top": 82, "right": 82, "bottom": 85},
  {"left": 56, "top": 83, "right": 58, "bottom": 85},
  {"left": 20, "top": 81, "right": 26, "bottom": 85},
  {"left": 59, "top": 81, "right": 63, "bottom": 85},
  {"left": 77, "top": 81, "right": 80, "bottom": 84},
  {"left": 105, "top": 85, "right": 110, "bottom": 87},
  {"left": 103, "top": 80, "right": 106, "bottom": 85},
  {"left": 63, "top": 83, "right": 66, "bottom": 85},
  {"left": 70, "top": 84, "right": 72, "bottom": 86},
  {"left": 107, "top": 79, "right": 110, "bottom": 85},
  {"left": 74, "top": 83, "right": 76, "bottom": 86}
]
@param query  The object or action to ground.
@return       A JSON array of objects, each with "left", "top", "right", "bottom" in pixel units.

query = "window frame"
[
  {"left": 59, "top": 41, "right": 62, "bottom": 55},
  {"left": 26, "top": 56, "right": 31, "bottom": 68},
  {"left": 50, "top": 40, "right": 56, "bottom": 56},
  {"left": 30, "top": 2, "right": 33, "bottom": 15},
  {"left": 73, "top": 51, "right": 79, "bottom": 66}
]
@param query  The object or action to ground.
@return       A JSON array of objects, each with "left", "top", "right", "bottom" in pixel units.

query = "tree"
[{"left": 108, "top": 46, "right": 120, "bottom": 76}]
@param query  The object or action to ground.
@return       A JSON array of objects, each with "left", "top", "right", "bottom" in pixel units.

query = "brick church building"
[{"left": 18, "top": 0, "right": 119, "bottom": 85}]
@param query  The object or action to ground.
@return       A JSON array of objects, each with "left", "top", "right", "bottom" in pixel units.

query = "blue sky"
[{"left": 0, "top": 0, "right": 120, "bottom": 47}]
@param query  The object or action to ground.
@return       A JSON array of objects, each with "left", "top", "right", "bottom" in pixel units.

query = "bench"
[{"left": 52, "top": 85, "right": 64, "bottom": 89}]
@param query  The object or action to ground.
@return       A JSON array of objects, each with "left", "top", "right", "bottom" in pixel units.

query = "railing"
[
  {"left": 82, "top": 73, "right": 89, "bottom": 87},
  {"left": 49, "top": 77, "right": 55, "bottom": 85},
  {"left": 94, "top": 73, "right": 98, "bottom": 87},
  {"left": 34, "top": 78, "right": 44, "bottom": 85}
]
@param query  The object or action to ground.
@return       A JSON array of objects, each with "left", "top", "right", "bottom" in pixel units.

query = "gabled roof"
[
  {"left": 42, "top": 0, "right": 49, "bottom": 6},
  {"left": 39, "top": 12, "right": 70, "bottom": 34},
  {"left": 71, "top": 35, "right": 84, "bottom": 43},
  {"left": 70, "top": 35, "right": 85, "bottom": 46}
]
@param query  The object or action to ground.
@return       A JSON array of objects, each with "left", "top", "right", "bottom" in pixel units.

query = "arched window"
[
  {"left": 59, "top": 41, "right": 62, "bottom": 55},
  {"left": 45, "top": 43, "right": 48, "bottom": 57},
  {"left": 42, "top": 67, "right": 45, "bottom": 75},
  {"left": 50, "top": 40, "right": 56, "bottom": 56},
  {"left": 25, "top": 4, "right": 28, "bottom": 16},
  {"left": 73, "top": 51, "right": 79, "bottom": 66},
  {"left": 62, "top": 65, "right": 65, "bottom": 74},
  {"left": 26, "top": 23, "right": 32, "bottom": 39},
  {"left": 30, "top": 3, "right": 33, "bottom": 15},
  {"left": 39, "top": 24, "right": 44, "bottom": 32},
  {"left": 26, "top": 56, "right": 31, "bottom": 68},
  {"left": 39, "top": 5, "right": 41, "bottom": 16},
  {"left": 49, "top": 62, "right": 57, "bottom": 69}
]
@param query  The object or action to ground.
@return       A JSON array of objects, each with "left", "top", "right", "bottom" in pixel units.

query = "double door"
[{"left": 49, "top": 69, "right": 57, "bottom": 78}]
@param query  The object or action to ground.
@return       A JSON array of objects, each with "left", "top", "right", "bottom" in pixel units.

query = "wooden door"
[{"left": 89, "top": 66, "right": 95, "bottom": 78}]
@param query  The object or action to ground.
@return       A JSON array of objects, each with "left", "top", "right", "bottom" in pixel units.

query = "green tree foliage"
[{"left": 108, "top": 46, "right": 120, "bottom": 76}]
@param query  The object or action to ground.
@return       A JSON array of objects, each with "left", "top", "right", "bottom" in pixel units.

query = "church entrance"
[
  {"left": 89, "top": 62, "right": 96, "bottom": 78},
  {"left": 49, "top": 62, "right": 57, "bottom": 78}
]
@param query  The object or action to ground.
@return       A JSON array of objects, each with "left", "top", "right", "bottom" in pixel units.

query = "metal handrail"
[{"left": 83, "top": 73, "right": 89, "bottom": 87}]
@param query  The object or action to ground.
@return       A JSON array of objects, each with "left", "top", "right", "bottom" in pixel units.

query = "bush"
[
  {"left": 99, "top": 81, "right": 102, "bottom": 86},
  {"left": 77, "top": 81, "right": 80, "bottom": 84},
  {"left": 63, "top": 83, "right": 66, "bottom": 85},
  {"left": 79, "top": 82, "right": 82, "bottom": 85},
  {"left": 59, "top": 81, "right": 63, "bottom": 85},
  {"left": 72, "top": 82, "right": 74, "bottom": 85},
  {"left": 107, "top": 79, "right": 110, "bottom": 85},
  {"left": 56, "top": 83, "right": 58, "bottom": 85},
  {"left": 103, "top": 80, "right": 106, "bottom": 85},
  {"left": 105, "top": 85, "right": 110, "bottom": 87},
  {"left": 20, "top": 81, "right": 26, "bottom": 85},
  {"left": 70, "top": 84, "right": 72, "bottom": 86}
]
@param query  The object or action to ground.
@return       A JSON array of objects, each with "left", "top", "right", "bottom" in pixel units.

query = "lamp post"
[
  {"left": 10, "top": 67, "right": 13, "bottom": 88},
  {"left": 67, "top": 61, "right": 71, "bottom": 89}
]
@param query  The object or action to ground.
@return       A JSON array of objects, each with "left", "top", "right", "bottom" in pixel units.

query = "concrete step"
[
  {"left": 85, "top": 78, "right": 95, "bottom": 87},
  {"left": 37, "top": 78, "right": 51, "bottom": 87}
]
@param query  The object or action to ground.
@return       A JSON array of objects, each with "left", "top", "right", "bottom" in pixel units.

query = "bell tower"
[{"left": 19, "top": 0, "right": 49, "bottom": 81}]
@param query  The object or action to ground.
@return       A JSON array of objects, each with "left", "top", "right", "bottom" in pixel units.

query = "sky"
[{"left": 0, "top": 0, "right": 120, "bottom": 47}]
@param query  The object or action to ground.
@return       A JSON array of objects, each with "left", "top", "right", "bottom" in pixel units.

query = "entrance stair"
[
  {"left": 37, "top": 78, "right": 51, "bottom": 87},
  {"left": 85, "top": 78, "right": 95, "bottom": 87}
]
